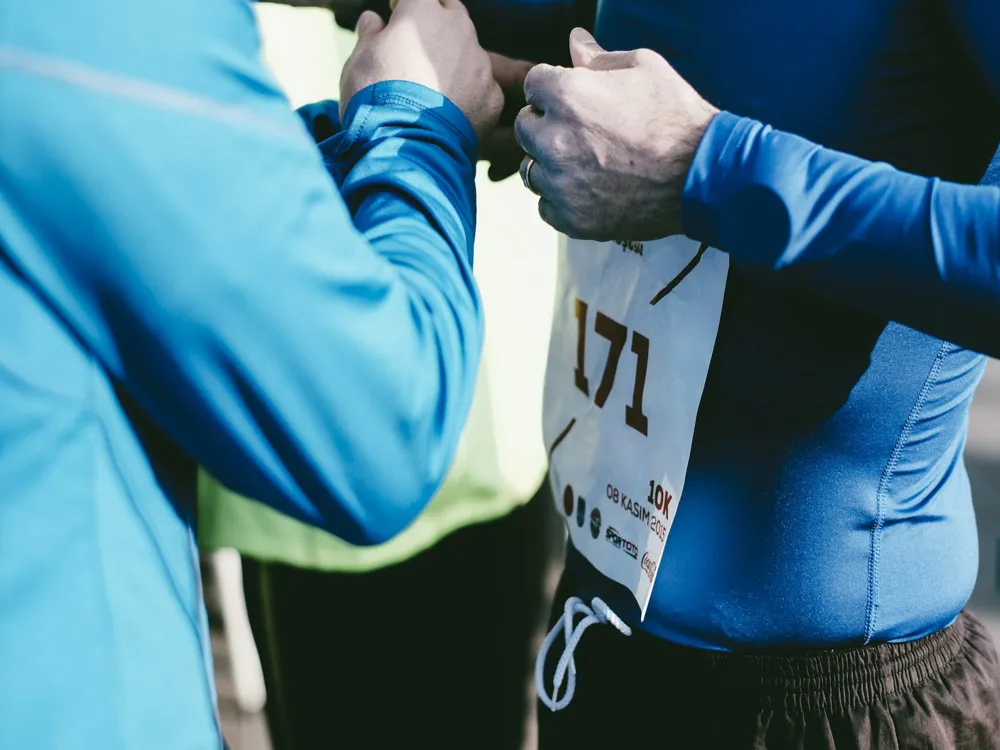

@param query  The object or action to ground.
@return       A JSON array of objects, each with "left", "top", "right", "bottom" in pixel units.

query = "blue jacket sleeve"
[
  {"left": 683, "top": 114, "right": 1000, "bottom": 357},
  {"left": 0, "top": 0, "right": 482, "bottom": 545},
  {"left": 683, "top": 0, "right": 1000, "bottom": 357}
]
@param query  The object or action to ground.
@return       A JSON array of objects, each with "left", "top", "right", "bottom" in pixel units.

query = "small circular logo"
[
  {"left": 563, "top": 485, "right": 574, "bottom": 517},
  {"left": 590, "top": 508, "right": 602, "bottom": 539},
  {"left": 576, "top": 496, "right": 587, "bottom": 528}
]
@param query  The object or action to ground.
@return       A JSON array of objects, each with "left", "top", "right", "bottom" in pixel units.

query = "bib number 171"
[{"left": 573, "top": 297, "right": 649, "bottom": 436}]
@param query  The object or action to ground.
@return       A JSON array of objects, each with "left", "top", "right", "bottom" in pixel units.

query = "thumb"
[
  {"left": 569, "top": 27, "right": 633, "bottom": 71},
  {"left": 355, "top": 10, "right": 386, "bottom": 39},
  {"left": 569, "top": 27, "right": 605, "bottom": 68}
]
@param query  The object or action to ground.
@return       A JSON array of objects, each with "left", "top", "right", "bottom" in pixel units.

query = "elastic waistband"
[
  {"left": 556, "top": 550, "right": 988, "bottom": 713},
  {"left": 632, "top": 610, "right": 983, "bottom": 713}
]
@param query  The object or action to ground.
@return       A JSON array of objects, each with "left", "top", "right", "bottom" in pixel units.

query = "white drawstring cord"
[{"left": 534, "top": 596, "right": 632, "bottom": 712}]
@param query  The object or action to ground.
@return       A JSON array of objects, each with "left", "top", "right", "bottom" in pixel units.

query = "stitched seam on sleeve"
[
  {"left": 863, "top": 340, "right": 952, "bottom": 643},
  {"left": 373, "top": 91, "right": 475, "bottom": 149}
]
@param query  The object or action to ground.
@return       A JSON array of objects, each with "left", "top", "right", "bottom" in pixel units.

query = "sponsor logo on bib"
[
  {"left": 562, "top": 485, "right": 575, "bottom": 516},
  {"left": 605, "top": 526, "right": 639, "bottom": 559},
  {"left": 616, "top": 239, "right": 644, "bottom": 257},
  {"left": 641, "top": 552, "right": 657, "bottom": 584}
]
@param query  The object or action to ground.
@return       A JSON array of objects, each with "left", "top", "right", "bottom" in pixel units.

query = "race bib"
[{"left": 543, "top": 236, "right": 728, "bottom": 617}]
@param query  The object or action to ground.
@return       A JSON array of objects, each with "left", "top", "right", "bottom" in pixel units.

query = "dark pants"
[
  {"left": 243, "top": 481, "right": 560, "bottom": 750},
  {"left": 538, "top": 566, "right": 1000, "bottom": 749}
]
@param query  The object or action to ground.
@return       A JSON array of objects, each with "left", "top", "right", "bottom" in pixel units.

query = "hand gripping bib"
[{"left": 543, "top": 235, "right": 728, "bottom": 617}]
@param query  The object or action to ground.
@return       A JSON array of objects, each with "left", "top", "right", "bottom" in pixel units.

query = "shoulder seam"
[{"left": 0, "top": 45, "right": 302, "bottom": 142}]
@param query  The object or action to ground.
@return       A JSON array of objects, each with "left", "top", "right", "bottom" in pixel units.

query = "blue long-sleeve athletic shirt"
[
  {"left": 0, "top": 1, "right": 483, "bottom": 746},
  {"left": 467, "top": 0, "right": 1000, "bottom": 648}
]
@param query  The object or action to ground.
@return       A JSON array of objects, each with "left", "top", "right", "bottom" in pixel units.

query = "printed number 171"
[{"left": 574, "top": 298, "right": 649, "bottom": 436}]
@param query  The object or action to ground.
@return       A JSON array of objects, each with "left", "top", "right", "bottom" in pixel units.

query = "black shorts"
[{"left": 538, "top": 567, "right": 1000, "bottom": 749}]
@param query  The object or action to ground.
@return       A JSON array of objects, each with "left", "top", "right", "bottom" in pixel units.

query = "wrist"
[
  {"left": 647, "top": 101, "right": 720, "bottom": 238},
  {"left": 340, "top": 81, "right": 478, "bottom": 153},
  {"left": 332, "top": 81, "right": 480, "bottom": 184},
  {"left": 678, "top": 102, "right": 720, "bottom": 192},
  {"left": 680, "top": 111, "right": 758, "bottom": 245}
]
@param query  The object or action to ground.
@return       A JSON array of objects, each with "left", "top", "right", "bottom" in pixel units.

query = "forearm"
[
  {"left": 300, "top": 94, "right": 477, "bottom": 300},
  {"left": 4, "top": 0, "right": 483, "bottom": 546},
  {"left": 683, "top": 113, "right": 1000, "bottom": 356},
  {"left": 235, "top": 84, "right": 484, "bottom": 544}
]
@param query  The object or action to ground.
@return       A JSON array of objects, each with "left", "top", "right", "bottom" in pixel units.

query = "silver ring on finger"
[{"left": 521, "top": 157, "right": 540, "bottom": 196}]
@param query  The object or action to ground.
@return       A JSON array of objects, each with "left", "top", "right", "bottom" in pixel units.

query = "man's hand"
[
  {"left": 482, "top": 53, "right": 536, "bottom": 181},
  {"left": 340, "top": 0, "right": 503, "bottom": 140},
  {"left": 514, "top": 28, "right": 719, "bottom": 240}
]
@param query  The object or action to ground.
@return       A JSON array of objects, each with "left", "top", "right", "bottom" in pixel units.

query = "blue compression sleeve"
[
  {"left": 683, "top": 0, "right": 1000, "bottom": 356},
  {"left": 684, "top": 113, "right": 1000, "bottom": 357}
]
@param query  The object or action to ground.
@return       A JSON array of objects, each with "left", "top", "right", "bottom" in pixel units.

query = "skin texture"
[
  {"left": 266, "top": 0, "right": 528, "bottom": 173},
  {"left": 340, "top": 0, "right": 503, "bottom": 140},
  {"left": 513, "top": 28, "right": 718, "bottom": 241}
]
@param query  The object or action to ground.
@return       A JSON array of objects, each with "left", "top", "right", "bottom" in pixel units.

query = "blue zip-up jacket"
[
  {"left": 0, "top": 0, "right": 482, "bottom": 746},
  {"left": 463, "top": 0, "right": 1000, "bottom": 649}
]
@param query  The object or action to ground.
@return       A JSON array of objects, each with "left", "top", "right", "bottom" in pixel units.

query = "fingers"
[
  {"left": 489, "top": 53, "right": 536, "bottom": 91},
  {"left": 491, "top": 54, "right": 535, "bottom": 124},
  {"left": 538, "top": 194, "right": 585, "bottom": 237},
  {"left": 568, "top": 27, "right": 605, "bottom": 68},
  {"left": 519, "top": 155, "right": 537, "bottom": 194},
  {"left": 523, "top": 64, "right": 562, "bottom": 111},
  {"left": 568, "top": 27, "right": 637, "bottom": 71},
  {"left": 355, "top": 10, "right": 386, "bottom": 38},
  {"left": 537, "top": 197, "right": 572, "bottom": 235},
  {"left": 514, "top": 129, "right": 576, "bottom": 236},
  {"left": 513, "top": 104, "right": 546, "bottom": 161},
  {"left": 519, "top": 155, "right": 553, "bottom": 199}
]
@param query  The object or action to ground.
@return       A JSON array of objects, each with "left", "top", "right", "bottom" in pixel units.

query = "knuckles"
[
  {"left": 546, "top": 128, "right": 575, "bottom": 162},
  {"left": 522, "top": 65, "right": 549, "bottom": 93},
  {"left": 631, "top": 48, "right": 662, "bottom": 67}
]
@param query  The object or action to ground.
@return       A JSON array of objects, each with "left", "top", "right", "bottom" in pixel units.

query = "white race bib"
[{"left": 543, "top": 236, "right": 728, "bottom": 617}]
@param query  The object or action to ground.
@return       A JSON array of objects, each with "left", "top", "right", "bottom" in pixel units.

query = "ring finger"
[
  {"left": 514, "top": 104, "right": 546, "bottom": 163},
  {"left": 519, "top": 153, "right": 554, "bottom": 198},
  {"left": 519, "top": 154, "right": 539, "bottom": 195}
]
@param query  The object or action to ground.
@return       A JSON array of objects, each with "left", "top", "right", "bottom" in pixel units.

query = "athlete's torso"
[{"left": 567, "top": 0, "right": 999, "bottom": 649}]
